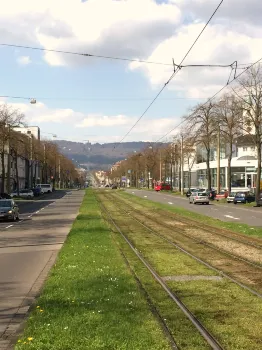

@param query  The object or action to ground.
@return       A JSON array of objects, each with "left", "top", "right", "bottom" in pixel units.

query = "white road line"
[
  {"left": 36, "top": 211, "right": 39, "bottom": 214},
  {"left": 5, "top": 225, "right": 13, "bottom": 229},
  {"left": 28, "top": 215, "right": 32, "bottom": 218},
  {"left": 168, "top": 202, "right": 173, "bottom": 205},
  {"left": 224, "top": 215, "right": 239, "bottom": 220},
  {"left": 144, "top": 196, "right": 147, "bottom": 198}
]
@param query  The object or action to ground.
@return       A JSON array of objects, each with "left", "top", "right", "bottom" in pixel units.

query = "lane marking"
[
  {"left": 36, "top": 211, "right": 39, "bottom": 214},
  {"left": 144, "top": 196, "right": 147, "bottom": 198},
  {"left": 168, "top": 202, "right": 173, "bottom": 205},
  {"left": 224, "top": 215, "right": 239, "bottom": 220},
  {"left": 6, "top": 225, "right": 13, "bottom": 229}
]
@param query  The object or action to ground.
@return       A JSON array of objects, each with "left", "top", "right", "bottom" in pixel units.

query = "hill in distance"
[{"left": 55, "top": 140, "right": 157, "bottom": 170}]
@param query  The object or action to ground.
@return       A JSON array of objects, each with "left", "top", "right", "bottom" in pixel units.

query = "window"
[
  {"left": 251, "top": 147, "right": 255, "bottom": 151},
  {"left": 243, "top": 147, "right": 248, "bottom": 151}
]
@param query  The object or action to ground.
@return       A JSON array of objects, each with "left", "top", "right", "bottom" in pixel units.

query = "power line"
[
  {"left": 155, "top": 57, "right": 262, "bottom": 143},
  {"left": 0, "top": 95, "right": 212, "bottom": 101},
  {"left": 112, "top": 0, "right": 224, "bottom": 150},
  {"left": 0, "top": 43, "right": 175, "bottom": 67}
]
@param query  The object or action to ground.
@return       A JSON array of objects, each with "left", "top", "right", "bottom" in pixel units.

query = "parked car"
[
  {"left": 257, "top": 192, "right": 262, "bottom": 206},
  {"left": 186, "top": 188, "right": 198, "bottom": 197},
  {"left": 227, "top": 192, "right": 237, "bottom": 203},
  {"left": 154, "top": 183, "right": 171, "bottom": 191},
  {"left": 206, "top": 190, "right": 216, "bottom": 200},
  {"left": 234, "top": 192, "right": 255, "bottom": 204},
  {"left": 189, "top": 192, "right": 209, "bottom": 205},
  {"left": 0, "top": 199, "right": 19, "bottom": 221},
  {"left": 32, "top": 187, "right": 41, "bottom": 196},
  {"left": 10, "top": 189, "right": 34, "bottom": 199},
  {"left": 36, "top": 184, "right": 52, "bottom": 194},
  {"left": 215, "top": 190, "right": 228, "bottom": 201},
  {"left": 111, "top": 184, "right": 118, "bottom": 189},
  {"left": 0, "top": 193, "right": 11, "bottom": 199}
]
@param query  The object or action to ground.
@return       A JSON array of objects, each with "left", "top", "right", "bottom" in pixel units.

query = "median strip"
[{"left": 15, "top": 189, "right": 171, "bottom": 350}]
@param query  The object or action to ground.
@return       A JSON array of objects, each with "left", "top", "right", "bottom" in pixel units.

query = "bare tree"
[
  {"left": 185, "top": 102, "right": 217, "bottom": 190},
  {"left": 0, "top": 104, "right": 25, "bottom": 193},
  {"left": 214, "top": 94, "right": 242, "bottom": 193},
  {"left": 236, "top": 66, "right": 262, "bottom": 205}
]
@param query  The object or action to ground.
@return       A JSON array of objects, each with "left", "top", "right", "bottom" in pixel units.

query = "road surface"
[
  {"left": 126, "top": 189, "right": 262, "bottom": 227},
  {"left": 0, "top": 190, "right": 84, "bottom": 349}
]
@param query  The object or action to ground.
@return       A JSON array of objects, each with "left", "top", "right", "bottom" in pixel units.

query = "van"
[{"left": 36, "top": 184, "right": 52, "bottom": 194}]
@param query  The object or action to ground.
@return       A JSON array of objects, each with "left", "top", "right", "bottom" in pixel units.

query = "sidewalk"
[{"left": 0, "top": 190, "right": 85, "bottom": 350}]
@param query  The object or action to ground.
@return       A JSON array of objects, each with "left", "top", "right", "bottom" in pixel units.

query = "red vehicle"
[
  {"left": 154, "top": 183, "right": 171, "bottom": 192},
  {"left": 215, "top": 190, "right": 228, "bottom": 200}
]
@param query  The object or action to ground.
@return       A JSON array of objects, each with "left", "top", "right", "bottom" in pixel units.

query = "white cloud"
[
  {"left": 0, "top": 0, "right": 181, "bottom": 66},
  {"left": 17, "top": 55, "right": 31, "bottom": 65},
  {"left": 130, "top": 22, "right": 262, "bottom": 98}
]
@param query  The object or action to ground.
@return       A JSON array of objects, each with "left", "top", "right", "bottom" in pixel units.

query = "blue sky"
[{"left": 0, "top": 0, "right": 261, "bottom": 144}]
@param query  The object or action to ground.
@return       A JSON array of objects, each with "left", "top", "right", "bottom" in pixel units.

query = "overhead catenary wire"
[
  {"left": 155, "top": 56, "right": 262, "bottom": 143},
  {"left": 112, "top": 0, "right": 224, "bottom": 150}
]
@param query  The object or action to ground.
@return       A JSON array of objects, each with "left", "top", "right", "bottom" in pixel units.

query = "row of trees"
[
  {"left": 110, "top": 66, "right": 262, "bottom": 204},
  {"left": 0, "top": 104, "right": 82, "bottom": 193}
]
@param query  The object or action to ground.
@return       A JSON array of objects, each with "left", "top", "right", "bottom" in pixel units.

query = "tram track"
[
  {"left": 97, "top": 195, "right": 224, "bottom": 350},
  {"left": 101, "top": 191, "right": 262, "bottom": 298}
]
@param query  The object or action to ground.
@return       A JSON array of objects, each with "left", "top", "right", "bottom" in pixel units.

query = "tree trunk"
[
  {"left": 227, "top": 144, "right": 232, "bottom": 193},
  {"left": 15, "top": 153, "right": 20, "bottom": 195},
  {"left": 1, "top": 151, "right": 5, "bottom": 193},
  {"left": 206, "top": 148, "right": 211, "bottom": 190},
  {"left": 256, "top": 137, "right": 261, "bottom": 206}
]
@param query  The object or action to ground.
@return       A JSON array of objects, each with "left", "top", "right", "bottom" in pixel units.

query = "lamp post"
[{"left": 217, "top": 124, "right": 221, "bottom": 193}]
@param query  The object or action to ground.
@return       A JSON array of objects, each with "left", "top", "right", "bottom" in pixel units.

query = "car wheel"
[
  {"left": 16, "top": 213, "right": 19, "bottom": 221},
  {"left": 11, "top": 214, "right": 16, "bottom": 222},
  {"left": 234, "top": 202, "right": 237, "bottom": 205},
  {"left": 207, "top": 202, "right": 209, "bottom": 205}
]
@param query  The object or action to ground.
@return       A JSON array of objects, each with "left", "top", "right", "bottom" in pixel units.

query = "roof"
[{"left": 237, "top": 155, "right": 257, "bottom": 160}]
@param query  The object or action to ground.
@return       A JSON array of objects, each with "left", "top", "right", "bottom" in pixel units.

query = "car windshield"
[
  {"left": 0, "top": 200, "right": 12, "bottom": 207},
  {"left": 229, "top": 192, "right": 236, "bottom": 197},
  {"left": 236, "top": 193, "right": 245, "bottom": 197}
]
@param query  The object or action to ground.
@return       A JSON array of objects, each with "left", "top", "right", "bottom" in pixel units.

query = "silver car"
[
  {"left": 0, "top": 199, "right": 19, "bottom": 221},
  {"left": 189, "top": 192, "right": 209, "bottom": 205}
]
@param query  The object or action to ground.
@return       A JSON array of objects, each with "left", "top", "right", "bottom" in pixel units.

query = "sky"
[{"left": 0, "top": 0, "right": 262, "bottom": 144}]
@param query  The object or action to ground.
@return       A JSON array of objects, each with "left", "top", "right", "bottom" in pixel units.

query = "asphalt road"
[
  {"left": 126, "top": 189, "right": 262, "bottom": 227},
  {"left": 0, "top": 190, "right": 85, "bottom": 349}
]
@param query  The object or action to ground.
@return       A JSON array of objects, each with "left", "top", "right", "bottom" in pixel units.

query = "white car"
[
  {"left": 227, "top": 192, "right": 237, "bottom": 203},
  {"left": 189, "top": 192, "right": 210, "bottom": 205},
  {"left": 10, "top": 189, "right": 34, "bottom": 199},
  {"left": 36, "top": 184, "right": 52, "bottom": 194}
]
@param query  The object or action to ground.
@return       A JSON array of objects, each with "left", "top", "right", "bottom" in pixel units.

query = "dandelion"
[
  {"left": 17, "top": 340, "right": 21, "bottom": 343},
  {"left": 23, "top": 342, "right": 27, "bottom": 344},
  {"left": 64, "top": 326, "right": 68, "bottom": 330},
  {"left": 40, "top": 309, "right": 44, "bottom": 312},
  {"left": 28, "top": 337, "right": 33, "bottom": 341},
  {"left": 36, "top": 306, "right": 40, "bottom": 309}
]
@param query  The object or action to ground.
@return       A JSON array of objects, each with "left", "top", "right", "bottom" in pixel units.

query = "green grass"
[
  {"left": 15, "top": 190, "right": 171, "bottom": 350},
  {"left": 117, "top": 191, "right": 262, "bottom": 239},
  {"left": 99, "top": 192, "right": 262, "bottom": 349}
]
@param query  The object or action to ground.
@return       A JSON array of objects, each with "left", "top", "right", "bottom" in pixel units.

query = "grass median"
[{"left": 15, "top": 189, "right": 171, "bottom": 350}]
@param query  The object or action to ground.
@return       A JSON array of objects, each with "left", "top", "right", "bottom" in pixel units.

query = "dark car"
[
  {"left": 111, "top": 184, "right": 118, "bottom": 189},
  {"left": 234, "top": 192, "right": 255, "bottom": 204},
  {"left": 186, "top": 188, "right": 198, "bottom": 197},
  {"left": 32, "top": 187, "right": 41, "bottom": 196},
  {"left": 0, "top": 199, "right": 19, "bottom": 221},
  {"left": 0, "top": 193, "right": 12, "bottom": 199},
  {"left": 206, "top": 190, "right": 216, "bottom": 200},
  {"left": 257, "top": 192, "right": 262, "bottom": 206}
]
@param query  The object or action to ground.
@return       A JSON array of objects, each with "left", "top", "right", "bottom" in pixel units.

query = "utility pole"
[
  {"left": 217, "top": 124, "right": 221, "bottom": 193},
  {"left": 159, "top": 150, "right": 162, "bottom": 182},
  {"left": 6, "top": 125, "right": 11, "bottom": 194},
  {"left": 30, "top": 135, "right": 33, "bottom": 188},
  {"left": 43, "top": 143, "right": 46, "bottom": 183},
  {"left": 181, "top": 135, "right": 184, "bottom": 195},
  {"left": 58, "top": 156, "right": 61, "bottom": 189}
]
